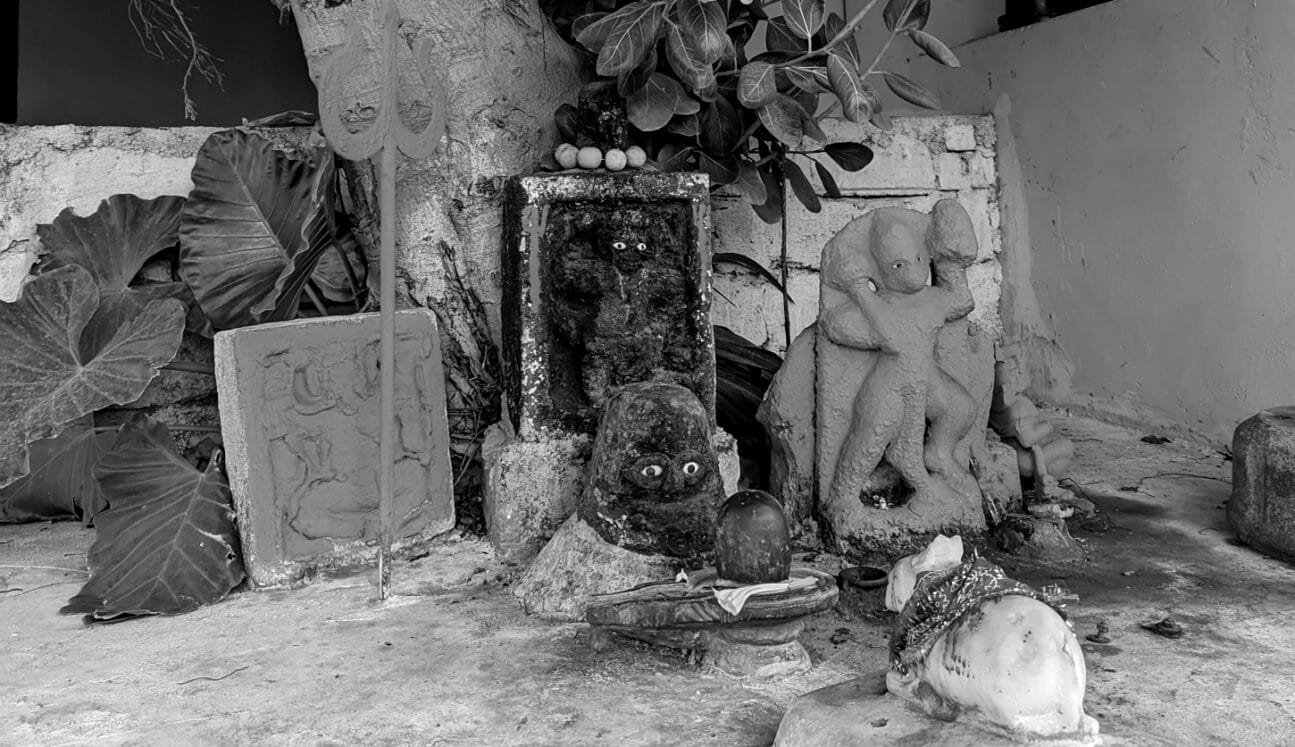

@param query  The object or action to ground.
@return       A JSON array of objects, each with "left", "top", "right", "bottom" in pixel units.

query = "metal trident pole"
[{"left": 316, "top": 0, "right": 445, "bottom": 599}]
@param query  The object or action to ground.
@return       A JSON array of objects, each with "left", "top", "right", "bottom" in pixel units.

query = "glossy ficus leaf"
[
  {"left": 0, "top": 265, "right": 184, "bottom": 490},
  {"left": 782, "top": 158, "right": 822, "bottom": 213},
  {"left": 737, "top": 61, "right": 778, "bottom": 109},
  {"left": 758, "top": 95, "right": 805, "bottom": 146},
  {"left": 179, "top": 129, "right": 338, "bottom": 330},
  {"left": 677, "top": 0, "right": 728, "bottom": 64},
  {"left": 765, "top": 17, "right": 802, "bottom": 53},
  {"left": 884, "top": 71, "right": 941, "bottom": 109},
  {"left": 655, "top": 143, "right": 695, "bottom": 171},
  {"left": 619, "top": 45, "right": 658, "bottom": 96},
  {"left": 883, "top": 0, "right": 930, "bottom": 31},
  {"left": 802, "top": 114, "right": 828, "bottom": 144},
  {"left": 666, "top": 113, "right": 701, "bottom": 137},
  {"left": 697, "top": 152, "right": 740, "bottom": 188},
  {"left": 596, "top": 1, "right": 665, "bottom": 77},
  {"left": 908, "top": 28, "right": 960, "bottom": 67},
  {"left": 785, "top": 64, "right": 831, "bottom": 94},
  {"left": 824, "top": 141, "right": 875, "bottom": 171},
  {"left": 783, "top": 0, "right": 826, "bottom": 39},
  {"left": 665, "top": 26, "right": 715, "bottom": 94},
  {"left": 822, "top": 12, "right": 860, "bottom": 67},
  {"left": 627, "top": 73, "right": 699, "bottom": 131},
  {"left": 814, "top": 159, "right": 843, "bottom": 199},
  {"left": 699, "top": 97, "right": 744, "bottom": 154},
  {"left": 62, "top": 416, "right": 245, "bottom": 620},
  {"left": 752, "top": 163, "right": 785, "bottom": 224},
  {"left": 827, "top": 53, "right": 872, "bottom": 123},
  {"left": 573, "top": 11, "right": 613, "bottom": 51},
  {"left": 733, "top": 162, "right": 768, "bottom": 205},
  {"left": 0, "top": 416, "right": 113, "bottom": 525},
  {"left": 36, "top": 194, "right": 187, "bottom": 361}
]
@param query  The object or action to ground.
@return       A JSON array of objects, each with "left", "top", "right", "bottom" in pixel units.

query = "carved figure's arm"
[
  {"left": 820, "top": 281, "right": 900, "bottom": 353},
  {"left": 932, "top": 259, "right": 974, "bottom": 322}
]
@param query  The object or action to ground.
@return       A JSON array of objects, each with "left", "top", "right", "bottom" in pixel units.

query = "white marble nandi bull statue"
[{"left": 885, "top": 535, "right": 1100, "bottom": 743}]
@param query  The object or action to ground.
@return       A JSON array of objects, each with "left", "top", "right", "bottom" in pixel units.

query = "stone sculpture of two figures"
[{"left": 817, "top": 198, "right": 992, "bottom": 553}]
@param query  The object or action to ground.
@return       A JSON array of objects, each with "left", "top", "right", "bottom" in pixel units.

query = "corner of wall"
[{"left": 988, "top": 93, "right": 1075, "bottom": 403}]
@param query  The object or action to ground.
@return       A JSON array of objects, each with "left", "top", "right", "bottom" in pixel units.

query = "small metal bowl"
[{"left": 837, "top": 565, "right": 890, "bottom": 618}]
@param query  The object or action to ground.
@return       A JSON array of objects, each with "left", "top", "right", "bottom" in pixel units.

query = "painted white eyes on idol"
[
  {"left": 682, "top": 461, "right": 701, "bottom": 476},
  {"left": 892, "top": 261, "right": 905, "bottom": 269},
  {"left": 611, "top": 241, "right": 648, "bottom": 252},
  {"left": 641, "top": 464, "right": 664, "bottom": 478}
]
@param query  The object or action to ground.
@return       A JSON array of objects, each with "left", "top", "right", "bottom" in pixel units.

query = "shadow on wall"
[{"left": 15, "top": 0, "right": 318, "bottom": 126}]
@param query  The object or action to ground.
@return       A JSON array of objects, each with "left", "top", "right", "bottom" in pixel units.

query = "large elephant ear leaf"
[
  {"left": 63, "top": 416, "right": 245, "bottom": 621},
  {"left": 0, "top": 265, "right": 185, "bottom": 490},
  {"left": 0, "top": 416, "right": 113, "bottom": 525},
  {"left": 179, "top": 129, "right": 330, "bottom": 330},
  {"left": 36, "top": 194, "right": 187, "bottom": 361},
  {"left": 250, "top": 148, "right": 347, "bottom": 322}
]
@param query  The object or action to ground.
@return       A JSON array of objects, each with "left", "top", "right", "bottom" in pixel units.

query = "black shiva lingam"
[{"left": 586, "top": 490, "right": 837, "bottom": 677}]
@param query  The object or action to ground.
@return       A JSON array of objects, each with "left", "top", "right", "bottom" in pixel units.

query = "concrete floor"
[{"left": 3, "top": 413, "right": 1294, "bottom": 746}]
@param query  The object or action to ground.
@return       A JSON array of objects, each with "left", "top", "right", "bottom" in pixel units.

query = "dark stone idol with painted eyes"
[{"left": 578, "top": 382, "right": 724, "bottom": 563}]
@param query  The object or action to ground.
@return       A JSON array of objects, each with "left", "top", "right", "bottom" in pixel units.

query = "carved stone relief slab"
[{"left": 215, "top": 309, "right": 454, "bottom": 587}]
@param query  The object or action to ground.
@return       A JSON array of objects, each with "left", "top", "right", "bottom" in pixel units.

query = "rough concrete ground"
[{"left": 2, "top": 413, "right": 1293, "bottom": 746}]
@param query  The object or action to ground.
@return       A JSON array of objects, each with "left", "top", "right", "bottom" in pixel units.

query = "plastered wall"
[{"left": 878, "top": 0, "right": 1295, "bottom": 441}]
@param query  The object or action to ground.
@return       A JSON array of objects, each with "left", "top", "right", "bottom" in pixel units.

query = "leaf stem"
[
  {"left": 782, "top": 0, "right": 884, "bottom": 67},
  {"left": 303, "top": 282, "right": 330, "bottom": 318},
  {"left": 163, "top": 360, "right": 216, "bottom": 376}
]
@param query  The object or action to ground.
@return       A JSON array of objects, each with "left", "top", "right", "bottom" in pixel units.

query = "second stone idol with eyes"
[{"left": 577, "top": 381, "right": 724, "bottom": 565}]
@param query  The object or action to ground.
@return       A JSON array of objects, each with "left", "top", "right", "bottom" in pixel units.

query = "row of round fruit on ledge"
[{"left": 555, "top": 143, "right": 648, "bottom": 171}]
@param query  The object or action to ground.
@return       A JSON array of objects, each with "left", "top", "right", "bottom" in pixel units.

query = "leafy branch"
[{"left": 555, "top": 0, "right": 960, "bottom": 222}]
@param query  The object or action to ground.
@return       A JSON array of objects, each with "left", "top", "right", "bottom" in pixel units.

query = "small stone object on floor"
[
  {"left": 1140, "top": 616, "right": 1185, "bottom": 639},
  {"left": 1086, "top": 620, "right": 1111, "bottom": 644}
]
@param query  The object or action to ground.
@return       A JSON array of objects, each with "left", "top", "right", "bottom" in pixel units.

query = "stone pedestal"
[
  {"left": 1229, "top": 407, "right": 1295, "bottom": 561},
  {"left": 481, "top": 426, "right": 590, "bottom": 565},
  {"left": 215, "top": 310, "right": 454, "bottom": 587},
  {"left": 501, "top": 172, "right": 714, "bottom": 439}
]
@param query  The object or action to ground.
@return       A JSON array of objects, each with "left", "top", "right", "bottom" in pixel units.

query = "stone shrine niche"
[
  {"left": 502, "top": 172, "right": 714, "bottom": 439},
  {"left": 215, "top": 310, "right": 455, "bottom": 588}
]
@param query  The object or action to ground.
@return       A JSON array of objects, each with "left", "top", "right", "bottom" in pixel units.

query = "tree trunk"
[{"left": 282, "top": 0, "right": 585, "bottom": 527}]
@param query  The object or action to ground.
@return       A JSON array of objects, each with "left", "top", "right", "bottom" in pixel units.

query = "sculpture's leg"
[
  {"left": 885, "top": 390, "right": 934, "bottom": 496},
  {"left": 828, "top": 386, "right": 902, "bottom": 510},
  {"left": 924, "top": 368, "right": 977, "bottom": 485}
]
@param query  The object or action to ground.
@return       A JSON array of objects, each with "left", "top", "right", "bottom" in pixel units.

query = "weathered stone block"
[
  {"left": 936, "top": 153, "right": 971, "bottom": 190},
  {"left": 1229, "top": 407, "right": 1295, "bottom": 561},
  {"left": 502, "top": 172, "right": 715, "bottom": 439},
  {"left": 512, "top": 515, "right": 678, "bottom": 621},
  {"left": 215, "top": 310, "right": 454, "bottom": 587},
  {"left": 481, "top": 426, "right": 590, "bottom": 565},
  {"left": 757, "top": 326, "right": 817, "bottom": 528},
  {"left": 944, "top": 123, "right": 978, "bottom": 152}
]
